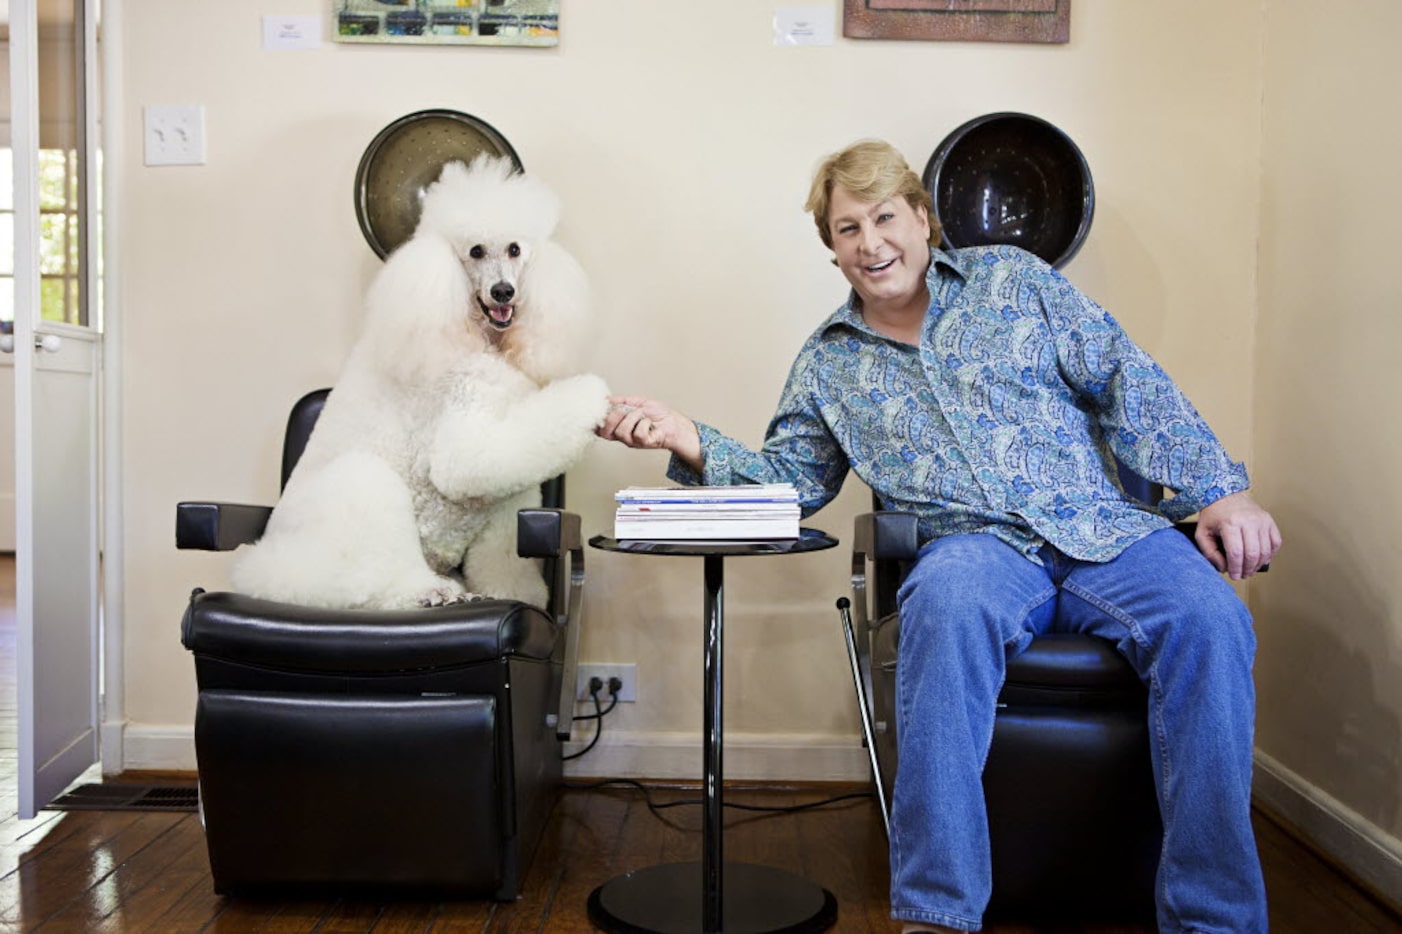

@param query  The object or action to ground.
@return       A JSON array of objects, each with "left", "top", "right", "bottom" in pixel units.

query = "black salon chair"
[
  {"left": 176, "top": 388, "right": 585, "bottom": 899},
  {"left": 840, "top": 466, "right": 1172, "bottom": 922}
]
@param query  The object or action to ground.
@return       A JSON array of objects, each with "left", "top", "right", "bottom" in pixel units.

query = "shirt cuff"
[
  {"left": 665, "top": 422, "right": 744, "bottom": 487},
  {"left": 1158, "top": 462, "right": 1250, "bottom": 520},
  {"left": 665, "top": 454, "right": 702, "bottom": 486}
]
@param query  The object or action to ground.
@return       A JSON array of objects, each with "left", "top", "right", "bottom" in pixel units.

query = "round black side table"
[{"left": 586, "top": 529, "right": 839, "bottom": 934}]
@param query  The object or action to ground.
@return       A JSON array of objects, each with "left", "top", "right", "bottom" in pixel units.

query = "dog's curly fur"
[{"left": 231, "top": 155, "right": 608, "bottom": 610}]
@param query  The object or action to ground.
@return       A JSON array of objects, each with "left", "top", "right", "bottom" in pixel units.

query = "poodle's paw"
[
  {"left": 543, "top": 372, "right": 611, "bottom": 428},
  {"left": 414, "top": 578, "right": 473, "bottom": 607}
]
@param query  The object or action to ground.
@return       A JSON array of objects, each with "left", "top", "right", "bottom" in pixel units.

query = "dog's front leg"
[
  {"left": 462, "top": 488, "right": 549, "bottom": 606},
  {"left": 429, "top": 373, "right": 609, "bottom": 502}
]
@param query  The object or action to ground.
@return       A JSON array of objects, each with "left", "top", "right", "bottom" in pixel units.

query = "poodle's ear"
[
  {"left": 361, "top": 232, "right": 487, "bottom": 382},
  {"left": 501, "top": 239, "right": 596, "bottom": 383}
]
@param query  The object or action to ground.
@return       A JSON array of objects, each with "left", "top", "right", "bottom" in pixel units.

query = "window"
[
  {"left": 38, "top": 147, "right": 82, "bottom": 326},
  {"left": 0, "top": 146, "right": 90, "bottom": 328}
]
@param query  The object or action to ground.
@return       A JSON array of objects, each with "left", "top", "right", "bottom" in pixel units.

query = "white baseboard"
[
  {"left": 1253, "top": 748, "right": 1402, "bottom": 906},
  {"left": 562, "top": 730, "right": 872, "bottom": 783},
  {"left": 122, "top": 725, "right": 197, "bottom": 772},
  {"left": 120, "top": 724, "right": 873, "bottom": 784}
]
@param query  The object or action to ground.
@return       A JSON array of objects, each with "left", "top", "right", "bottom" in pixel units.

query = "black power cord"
[
  {"left": 561, "top": 777, "right": 873, "bottom": 817},
  {"left": 560, "top": 679, "right": 874, "bottom": 816},
  {"left": 562, "top": 676, "right": 622, "bottom": 761}
]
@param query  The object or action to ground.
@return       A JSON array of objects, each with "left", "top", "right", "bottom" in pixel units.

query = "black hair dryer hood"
[{"left": 923, "top": 112, "right": 1094, "bottom": 269}]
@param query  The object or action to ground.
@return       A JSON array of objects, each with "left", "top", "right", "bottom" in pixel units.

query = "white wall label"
[
  {"left": 263, "top": 16, "right": 323, "bottom": 51},
  {"left": 774, "top": 8, "right": 835, "bottom": 46}
]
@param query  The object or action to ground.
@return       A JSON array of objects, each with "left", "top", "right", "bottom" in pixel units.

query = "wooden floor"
[{"left": 0, "top": 558, "right": 1399, "bottom": 932}]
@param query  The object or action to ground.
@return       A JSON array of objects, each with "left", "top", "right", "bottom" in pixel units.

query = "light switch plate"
[{"left": 143, "top": 105, "right": 206, "bottom": 166}]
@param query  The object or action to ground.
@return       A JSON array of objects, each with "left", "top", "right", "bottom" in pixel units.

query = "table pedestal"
[
  {"left": 585, "top": 532, "right": 839, "bottom": 934},
  {"left": 587, "top": 861, "right": 837, "bottom": 934}
]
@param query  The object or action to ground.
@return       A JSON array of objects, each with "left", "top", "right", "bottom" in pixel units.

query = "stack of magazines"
[{"left": 613, "top": 484, "right": 801, "bottom": 541}]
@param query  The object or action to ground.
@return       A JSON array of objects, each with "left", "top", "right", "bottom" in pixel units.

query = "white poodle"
[{"left": 231, "top": 155, "right": 609, "bottom": 610}]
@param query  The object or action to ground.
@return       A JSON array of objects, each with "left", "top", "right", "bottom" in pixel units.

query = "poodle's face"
[{"left": 460, "top": 236, "right": 533, "bottom": 331}]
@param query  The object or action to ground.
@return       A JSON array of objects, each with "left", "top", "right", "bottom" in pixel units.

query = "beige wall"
[
  {"left": 1251, "top": 0, "right": 1402, "bottom": 882},
  {"left": 120, "top": 2, "right": 1268, "bottom": 776}
]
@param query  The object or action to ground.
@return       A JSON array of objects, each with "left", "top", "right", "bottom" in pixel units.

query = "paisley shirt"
[{"left": 667, "top": 245, "right": 1248, "bottom": 563}]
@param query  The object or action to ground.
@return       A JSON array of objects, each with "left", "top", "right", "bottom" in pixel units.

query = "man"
[{"left": 597, "top": 139, "right": 1279, "bottom": 933}]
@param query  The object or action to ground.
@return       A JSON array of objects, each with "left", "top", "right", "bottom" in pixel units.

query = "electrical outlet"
[
  {"left": 143, "top": 105, "right": 207, "bottom": 166},
  {"left": 576, "top": 663, "right": 637, "bottom": 703}
]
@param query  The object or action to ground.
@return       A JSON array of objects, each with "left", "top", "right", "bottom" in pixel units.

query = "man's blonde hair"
[{"left": 805, "top": 139, "right": 941, "bottom": 250}]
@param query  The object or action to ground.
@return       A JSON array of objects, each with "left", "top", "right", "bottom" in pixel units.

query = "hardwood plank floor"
[{"left": 0, "top": 556, "right": 1398, "bottom": 931}]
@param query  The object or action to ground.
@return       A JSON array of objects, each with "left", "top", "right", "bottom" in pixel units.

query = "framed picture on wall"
[
  {"left": 843, "top": 0, "right": 1070, "bottom": 44},
  {"left": 334, "top": 0, "right": 560, "bottom": 47}
]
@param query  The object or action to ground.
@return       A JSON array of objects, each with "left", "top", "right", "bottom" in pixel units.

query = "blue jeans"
[{"left": 889, "top": 529, "right": 1266, "bottom": 933}]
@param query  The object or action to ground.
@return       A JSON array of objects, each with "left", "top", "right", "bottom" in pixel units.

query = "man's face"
[{"left": 826, "top": 186, "right": 931, "bottom": 314}]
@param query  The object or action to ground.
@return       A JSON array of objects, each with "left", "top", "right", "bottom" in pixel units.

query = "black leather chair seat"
[
  {"left": 1003, "top": 632, "right": 1146, "bottom": 707},
  {"left": 872, "top": 617, "right": 1145, "bottom": 706}
]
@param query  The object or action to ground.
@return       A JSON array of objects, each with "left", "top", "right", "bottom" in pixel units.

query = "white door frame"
[{"left": 98, "top": 0, "right": 127, "bottom": 778}]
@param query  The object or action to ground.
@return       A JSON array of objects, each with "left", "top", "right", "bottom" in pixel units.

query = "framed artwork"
[
  {"left": 334, "top": 0, "right": 560, "bottom": 47},
  {"left": 843, "top": 0, "right": 1070, "bottom": 44}
]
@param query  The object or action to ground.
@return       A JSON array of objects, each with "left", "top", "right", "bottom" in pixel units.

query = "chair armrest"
[
  {"left": 176, "top": 502, "right": 272, "bottom": 551},
  {"left": 518, "top": 508, "right": 586, "bottom": 741},
  {"left": 848, "top": 511, "right": 920, "bottom": 672},
  {"left": 516, "top": 507, "right": 582, "bottom": 558},
  {"left": 854, "top": 511, "right": 921, "bottom": 562}
]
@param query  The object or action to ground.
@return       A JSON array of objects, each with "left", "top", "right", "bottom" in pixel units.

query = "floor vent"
[{"left": 45, "top": 783, "right": 199, "bottom": 812}]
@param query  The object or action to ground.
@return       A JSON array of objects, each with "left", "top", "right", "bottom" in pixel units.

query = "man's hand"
[
  {"left": 1195, "top": 491, "right": 1281, "bottom": 580},
  {"left": 595, "top": 395, "right": 704, "bottom": 472}
]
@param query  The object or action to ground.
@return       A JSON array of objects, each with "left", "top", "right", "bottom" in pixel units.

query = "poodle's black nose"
[{"left": 490, "top": 283, "right": 516, "bottom": 304}]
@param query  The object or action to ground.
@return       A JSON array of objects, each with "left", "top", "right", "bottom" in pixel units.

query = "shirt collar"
[
  {"left": 930, "top": 247, "right": 969, "bottom": 281},
  {"left": 821, "top": 247, "right": 969, "bottom": 338}
]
